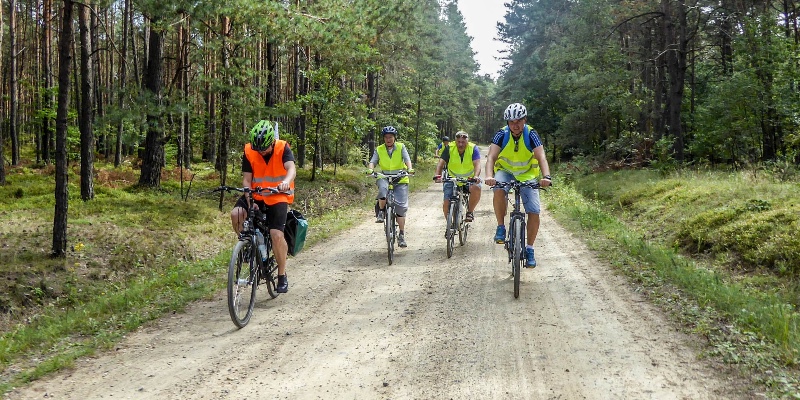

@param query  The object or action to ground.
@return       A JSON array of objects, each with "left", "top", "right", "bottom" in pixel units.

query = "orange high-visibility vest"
[{"left": 244, "top": 141, "right": 295, "bottom": 205}]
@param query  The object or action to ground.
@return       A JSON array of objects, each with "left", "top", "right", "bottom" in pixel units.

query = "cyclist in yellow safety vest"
[
  {"left": 433, "top": 131, "right": 482, "bottom": 224},
  {"left": 435, "top": 136, "right": 451, "bottom": 157},
  {"left": 366, "top": 126, "right": 414, "bottom": 248},
  {"left": 230, "top": 120, "right": 296, "bottom": 293},
  {"left": 484, "top": 103, "right": 552, "bottom": 268}
]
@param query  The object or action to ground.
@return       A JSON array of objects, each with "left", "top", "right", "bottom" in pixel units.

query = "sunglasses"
[{"left": 455, "top": 134, "right": 468, "bottom": 139}]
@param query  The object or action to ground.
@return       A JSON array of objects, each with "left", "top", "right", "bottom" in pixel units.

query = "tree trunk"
[
  {"left": 0, "top": 0, "right": 5, "bottom": 185},
  {"left": 181, "top": 18, "right": 191, "bottom": 169},
  {"left": 9, "top": 0, "right": 20, "bottom": 166},
  {"left": 204, "top": 25, "right": 217, "bottom": 167},
  {"left": 365, "top": 69, "right": 379, "bottom": 159},
  {"left": 138, "top": 18, "right": 165, "bottom": 187},
  {"left": 292, "top": 43, "right": 306, "bottom": 167},
  {"left": 266, "top": 40, "right": 277, "bottom": 108},
  {"left": 115, "top": 0, "right": 130, "bottom": 167},
  {"left": 41, "top": 0, "right": 54, "bottom": 165},
  {"left": 79, "top": 2, "right": 95, "bottom": 200},
  {"left": 90, "top": 6, "right": 106, "bottom": 159},
  {"left": 176, "top": 21, "right": 186, "bottom": 169},
  {"left": 53, "top": 0, "right": 75, "bottom": 257},
  {"left": 663, "top": 0, "right": 688, "bottom": 162},
  {"left": 217, "top": 16, "right": 232, "bottom": 186}
]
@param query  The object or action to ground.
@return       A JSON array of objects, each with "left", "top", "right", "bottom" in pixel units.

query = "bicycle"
[
  {"left": 437, "top": 174, "right": 477, "bottom": 258},
  {"left": 491, "top": 180, "right": 542, "bottom": 299},
  {"left": 212, "top": 185, "right": 287, "bottom": 328},
  {"left": 371, "top": 170, "right": 410, "bottom": 265}
]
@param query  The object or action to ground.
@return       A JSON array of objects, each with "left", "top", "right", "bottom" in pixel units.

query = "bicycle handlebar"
[
  {"left": 490, "top": 180, "right": 543, "bottom": 190},
  {"left": 434, "top": 175, "right": 480, "bottom": 184},
  {"left": 370, "top": 171, "right": 413, "bottom": 180},
  {"left": 211, "top": 185, "right": 293, "bottom": 195}
]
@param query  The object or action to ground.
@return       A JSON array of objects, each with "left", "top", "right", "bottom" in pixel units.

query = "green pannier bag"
[{"left": 285, "top": 210, "right": 308, "bottom": 256}]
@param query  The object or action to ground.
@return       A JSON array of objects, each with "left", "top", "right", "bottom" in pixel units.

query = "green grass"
[
  {"left": 0, "top": 159, "right": 435, "bottom": 395},
  {"left": 576, "top": 169, "right": 800, "bottom": 275},
  {"left": 546, "top": 170, "right": 800, "bottom": 398}
]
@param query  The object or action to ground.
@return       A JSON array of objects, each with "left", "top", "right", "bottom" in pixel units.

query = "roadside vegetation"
[
  {"left": 0, "top": 159, "right": 435, "bottom": 395},
  {"left": 547, "top": 164, "right": 800, "bottom": 398}
]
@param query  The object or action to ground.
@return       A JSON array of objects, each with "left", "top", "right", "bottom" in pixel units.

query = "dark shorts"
[{"left": 235, "top": 195, "right": 289, "bottom": 231}]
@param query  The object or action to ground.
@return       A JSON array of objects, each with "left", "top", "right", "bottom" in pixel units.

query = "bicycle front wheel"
[
  {"left": 228, "top": 240, "right": 258, "bottom": 328},
  {"left": 386, "top": 205, "right": 395, "bottom": 265},
  {"left": 458, "top": 195, "right": 468, "bottom": 246},
  {"left": 511, "top": 219, "right": 524, "bottom": 299},
  {"left": 446, "top": 201, "right": 457, "bottom": 258}
]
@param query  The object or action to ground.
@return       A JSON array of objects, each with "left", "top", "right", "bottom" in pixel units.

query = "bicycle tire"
[
  {"left": 458, "top": 194, "right": 468, "bottom": 246},
  {"left": 228, "top": 240, "right": 258, "bottom": 328},
  {"left": 386, "top": 204, "right": 395, "bottom": 265},
  {"left": 446, "top": 201, "right": 456, "bottom": 258},
  {"left": 512, "top": 218, "right": 523, "bottom": 299}
]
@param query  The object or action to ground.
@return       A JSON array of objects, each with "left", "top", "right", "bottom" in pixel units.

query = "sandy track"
[{"left": 7, "top": 183, "right": 752, "bottom": 400}]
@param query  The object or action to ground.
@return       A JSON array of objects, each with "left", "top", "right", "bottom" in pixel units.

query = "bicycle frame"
[{"left": 441, "top": 175, "right": 474, "bottom": 257}]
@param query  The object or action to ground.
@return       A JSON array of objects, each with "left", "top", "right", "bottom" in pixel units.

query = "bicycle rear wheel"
[
  {"left": 228, "top": 240, "right": 258, "bottom": 328},
  {"left": 446, "top": 201, "right": 457, "bottom": 258},
  {"left": 511, "top": 219, "right": 523, "bottom": 299},
  {"left": 385, "top": 205, "right": 395, "bottom": 265},
  {"left": 263, "top": 253, "right": 279, "bottom": 299}
]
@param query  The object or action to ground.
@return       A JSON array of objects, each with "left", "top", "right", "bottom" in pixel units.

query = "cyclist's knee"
[
  {"left": 231, "top": 207, "right": 245, "bottom": 218},
  {"left": 270, "top": 229, "right": 285, "bottom": 240}
]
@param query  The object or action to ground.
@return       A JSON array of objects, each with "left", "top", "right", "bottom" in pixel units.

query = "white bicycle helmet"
[{"left": 503, "top": 103, "right": 527, "bottom": 121}]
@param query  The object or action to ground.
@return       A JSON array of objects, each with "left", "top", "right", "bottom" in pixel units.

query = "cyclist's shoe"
[
  {"left": 398, "top": 233, "right": 407, "bottom": 248},
  {"left": 494, "top": 225, "right": 506, "bottom": 244},
  {"left": 526, "top": 248, "right": 537, "bottom": 268},
  {"left": 465, "top": 211, "right": 474, "bottom": 222},
  {"left": 376, "top": 210, "right": 385, "bottom": 223},
  {"left": 277, "top": 275, "right": 289, "bottom": 293}
]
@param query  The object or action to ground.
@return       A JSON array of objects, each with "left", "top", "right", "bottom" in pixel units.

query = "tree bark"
[
  {"left": 138, "top": 18, "right": 165, "bottom": 187},
  {"left": 266, "top": 40, "right": 277, "bottom": 108},
  {"left": 115, "top": 0, "right": 130, "bottom": 166},
  {"left": 0, "top": 0, "right": 4, "bottom": 184},
  {"left": 40, "top": 0, "right": 54, "bottom": 165},
  {"left": 663, "top": 0, "right": 688, "bottom": 162},
  {"left": 9, "top": 0, "right": 20, "bottom": 166},
  {"left": 181, "top": 17, "right": 191, "bottom": 169},
  {"left": 53, "top": 0, "right": 75, "bottom": 257},
  {"left": 293, "top": 43, "right": 308, "bottom": 168},
  {"left": 365, "top": 69, "right": 378, "bottom": 159},
  {"left": 79, "top": 2, "right": 95, "bottom": 200},
  {"left": 217, "top": 16, "right": 232, "bottom": 186}
]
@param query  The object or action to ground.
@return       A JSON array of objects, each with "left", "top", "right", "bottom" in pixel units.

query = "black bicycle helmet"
[{"left": 442, "top": 136, "right": 450, "bottom": 142}]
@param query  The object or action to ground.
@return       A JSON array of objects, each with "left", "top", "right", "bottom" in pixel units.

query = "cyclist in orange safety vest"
[{"left": 230, "top": 120, "right": 296, "bottom": 293}]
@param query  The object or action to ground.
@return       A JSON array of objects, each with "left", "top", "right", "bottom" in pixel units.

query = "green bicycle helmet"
[{"left": 249, "top": 120, "right": 275, "bottom": 151}]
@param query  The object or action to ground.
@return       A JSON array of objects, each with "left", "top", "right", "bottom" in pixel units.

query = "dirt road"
[{"left": 7, "top": 182, "right": 752, "bottom": 399}]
